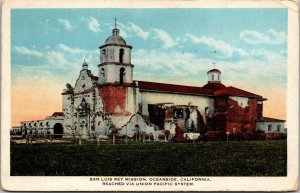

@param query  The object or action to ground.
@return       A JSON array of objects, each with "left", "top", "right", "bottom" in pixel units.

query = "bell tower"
[
  {"left": 98, "top": 20, "right": 133, "bottom": 85},
  {"left": 207, "top": 68, "right": 221, "bottom": 83}
]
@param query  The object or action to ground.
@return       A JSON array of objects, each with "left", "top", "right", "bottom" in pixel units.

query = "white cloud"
[
  {"left": 14, "top": 46, "right": 44, "bottom": 58},
  {"left": 45, "top": 50, "right": 72, "bottom": 68},
  {"left": 59, "top": 44, "right": 89, "bottom": 54},
  {"left": 186, "top": 33, "right": 248, "bottom": 58},
  {"left": 250, "top": 48, "right": 286, "bottom": 63},
  {"left": 128, "top": 22, "right": 149, "bottom": 40},
  {"left": 82, "top": 17, "right": 101, "bottom": 33},
  {"left": 58, "top": 19, "right": 75, "bottom": 31},
  {"left": 239, "top": 29, "right": 287, "bottom": 45},
  {"left": 133, "top": 49, "right": 210, "bottom": 79},
  {"left": 114, "top": 22, "right": 149, "bottom": 40},
  {"left": 132, "top": 48, "right": 286, "bottom": 92},
  {"left": 114, "top": 22, "right": 129, "bottom": 38},
  {"left": 151, "top": 28, "right": 177, "bottom": 49}
]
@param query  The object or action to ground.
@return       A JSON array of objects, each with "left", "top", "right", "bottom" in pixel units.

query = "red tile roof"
[
  {"left": 257, "top": 117, "right": 285, "bottom": 122},
  {"left": 137, "top": 81, "right": 213, "bottom": 95},
  {"left": 207, "top": 68, "right": 221, "bottom": 74},
  {"left": 51, "top": 112, "right": 64, "bottom": 117},
  {"left": 203, "top": 83, "right": 226, "bottom": 91},
  {"left": 214, "top": 86, "right": 263, "bottom": 99}
]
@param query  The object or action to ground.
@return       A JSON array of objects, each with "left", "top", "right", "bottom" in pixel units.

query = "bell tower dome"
[
  {"left": 207, "top": 68, "right": 221, "bottom": 83},
  {"left": 203, "top": 68, "right": 226, "bottom": 91},
  {"left": 98, "top": 20, "right": 133, "bottom": 85}
]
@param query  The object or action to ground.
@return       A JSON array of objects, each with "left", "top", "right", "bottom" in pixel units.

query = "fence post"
[
  {"left": 26, "top": 134, "right": 29, "bottom": 144},
  {"left": 29, "top": 135, "right": 32, "bottom": 145},
  {"left": 79, "top": 135, "right": 82, "bottom": 145},
  {"left": 125, "top": 135, "right": 128, "bottom": 144},
  {"left": 50, "top": 134, "right": 52, "bottom": 144},
  {"left": 96, "top": 135, "right": 100, "bottom": 145},
  {"left": 112, "top": 134, "right": 115, "bottom": 144}
]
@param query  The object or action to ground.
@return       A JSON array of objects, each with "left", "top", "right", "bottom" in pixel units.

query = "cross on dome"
[{"left": 104, "top": 18, "right": 127, "bottom": 45}]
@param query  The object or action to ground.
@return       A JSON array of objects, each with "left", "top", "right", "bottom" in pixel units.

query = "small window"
[
  {"left": 119, "top": 67, "right": 125, "bottom": 84},
  {"left": 212, "top": 74, "right": 214, "bottom": 81},
  {"left": 277, "top": 125, "right": 281, "bottom": 132},
  {"left": 102, "top": 49, "right": 106, "bottom": 55},
  {"left": 268, "top": 124, "right": 272, "bottom": 131},
  {"left": 119, "top": 49, "right": 124, "bottom": 63},
  {"left": 101, "top": 68, "right": 105, "bottom": 77}
]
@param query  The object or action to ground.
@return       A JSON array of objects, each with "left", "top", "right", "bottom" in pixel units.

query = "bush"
[
  {"left": 266, "top": 132, "right": 287, "bottom": 140},
  {"left": 204, "top": 131, "right": 226, "bottom": 141},
  {"left": 253, "top": 130, "right": 266, "bottom": 140}
]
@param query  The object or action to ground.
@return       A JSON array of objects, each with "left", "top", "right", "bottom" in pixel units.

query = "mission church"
[{"left": 18, "top": 25, "right": 286, "bottom": 140}]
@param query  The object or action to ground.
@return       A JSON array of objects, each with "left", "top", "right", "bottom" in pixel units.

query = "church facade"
[{"left": 19, "top": 26, "right": 286, "bottom": 140}]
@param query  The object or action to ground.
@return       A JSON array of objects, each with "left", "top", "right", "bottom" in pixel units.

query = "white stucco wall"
[
  {"left": 21, "top": 117, "right": 63, "bottom": 135},
  {"left": 99, "top": 64, "right": 133, "bottom": 84},
  {"left": 74, "top": 70, "right": 95, "bottom": 93},
  {"left": 229, "top": 96, "right": 249, "bottom": 108},
  {"left": 119, "top": 113, "right": 156, "bottom": 137},
  {"left": 62, "top": 93, "right": 74, "bottom": 135},
  {"left": 208, "top": 72, "right": 221, "bottom": 82},
  {"left": 256, "top": 121, "right": 286, "bottom": 133},
  {"left": 139, "top": 91, "right": 213, "bottom": 123},
  {"left": 100, "top": 45, "right": 131, "bottom": 64}
]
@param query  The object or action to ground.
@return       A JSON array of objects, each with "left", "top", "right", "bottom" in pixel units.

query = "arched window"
[
  {"left": 102, "top": 49, "right": 106, "bottom": 63},
  {"left": 119, "top": 67, "right": 125, "bottom": 84},
  {"left": 101, "top": 68, "right": 105, "bottom": 78},
  {"left": 119, "top": 49, "right": 124, "bottom": 63},
  {"left": 134, "top": 125, "right": 140, "bottom": 141},
  {"left": 217, "top": 74, "right": 219, "bottom": 81}
]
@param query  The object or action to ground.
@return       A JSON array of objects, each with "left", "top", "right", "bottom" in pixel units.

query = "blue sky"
[{"left": 11, "top": 8, "right": 288, "bottom": 124}]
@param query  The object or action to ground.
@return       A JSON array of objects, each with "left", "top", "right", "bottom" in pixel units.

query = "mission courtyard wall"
[{"left": 139, "top": 91, "right": 214, "bottom": 123}]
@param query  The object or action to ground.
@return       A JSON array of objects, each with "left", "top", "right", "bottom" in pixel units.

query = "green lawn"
[{"left": 10, "top": 140, "right": 287, "bottom": 176}]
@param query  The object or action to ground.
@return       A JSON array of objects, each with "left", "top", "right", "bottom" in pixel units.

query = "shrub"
[
  {"left": 204, "top": 131, "right": 226, "bottom": 141},
  {"left": 253, "top": 130, "right": 266, "bottom": 140}
]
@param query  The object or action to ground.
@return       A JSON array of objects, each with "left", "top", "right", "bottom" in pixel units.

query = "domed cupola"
[
  {"left": 203, "top": 68, "right": 226, "bottom": 91},
  {"left": 105, "top": 28, "right": 127, "bottom": 45},
  {"left": 207, "top": 68, "right": 221, "bottom": 83}
]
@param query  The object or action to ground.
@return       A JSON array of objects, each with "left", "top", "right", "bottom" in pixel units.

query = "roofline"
[
  {"left": 215, "top": 94, "right": 263, "bottom": 99},
  {"left": 98, "top": 62, "right": 134, "bottom": 68},
  {"left": 139, "top": 88, "right": 213, "bottom": 97},
  {"left": 99, "top": 43, "right": 132, "bottom": 49},
  {"left": 98, "top": 82, "right": 136, "bottom": 88},
  {"left": 207, "top": 69, "right": 221, "bottom": 74},
  {"left": 256, "top": 117, "right": 286, "bottom": 122}
]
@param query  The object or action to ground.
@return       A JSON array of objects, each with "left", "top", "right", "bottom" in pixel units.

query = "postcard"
[{"left": 1, "top": 0, "right": 299, "bottom": 191}]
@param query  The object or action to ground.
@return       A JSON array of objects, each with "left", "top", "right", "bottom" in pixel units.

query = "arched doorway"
[
  {"left": 134, "top": 124, "right": 140, "bottom": 141},
  {"left": 53, "top": 123, "right": 63, "bottom": 138}
]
